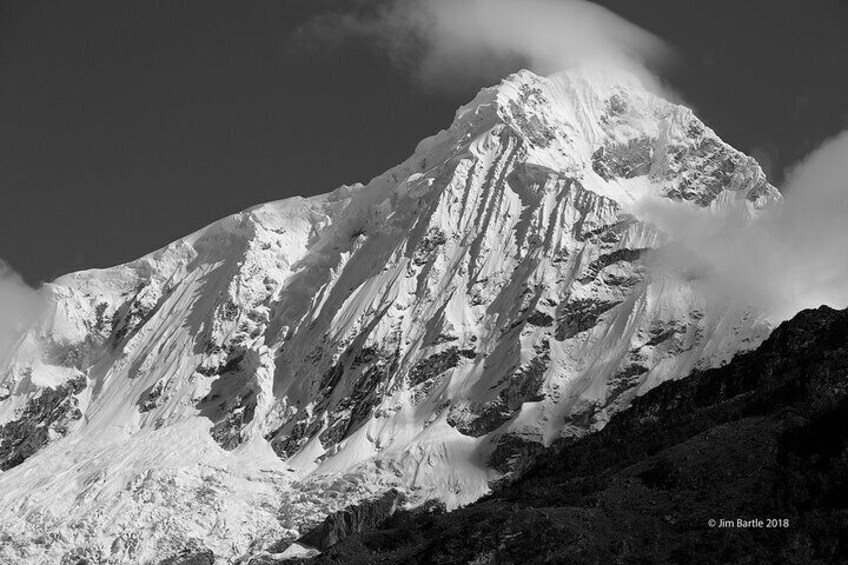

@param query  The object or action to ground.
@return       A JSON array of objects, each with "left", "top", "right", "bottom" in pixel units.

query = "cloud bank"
[
  {"left": 638, "top": 130, "right": 848, "bottom": 323},
  {"left": 292, "top": 0, "right": 674, "bottom": 93},
  {"left": 768, "top": 130, "right": 848, "bottom": 318},
  {"left": 0, "top": 261, "right": 47, "bottom": 360}
]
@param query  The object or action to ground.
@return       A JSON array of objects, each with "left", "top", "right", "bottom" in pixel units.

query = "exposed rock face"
[
  {"left": 0, "top": 67, "right": 781, "bottom": 564},
  {"left": 157, "top": 549, "right": 215, "bottom": 565},
  {"left": 297, "top": 490, "right": 405, "bottom": 551},
  {"left": 300, "top": 306, "right": 848, "bottom": 564},
  {"left": 0, "top": 372, "right": 86, "bottom": 470}
]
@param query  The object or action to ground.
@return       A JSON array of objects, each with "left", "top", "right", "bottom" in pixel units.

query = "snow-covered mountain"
[{"left": 0, "top": 67, "right": 779, "bottom": 564}]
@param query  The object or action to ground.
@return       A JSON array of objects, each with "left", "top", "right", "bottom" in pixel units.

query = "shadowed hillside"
[{"left": 288, "top": 305, "right": 848, "bottom": 564}]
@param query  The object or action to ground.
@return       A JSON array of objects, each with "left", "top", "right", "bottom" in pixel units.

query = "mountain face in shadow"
[{"left": 291, "top": 305, "right": 848, "bottom": 564}]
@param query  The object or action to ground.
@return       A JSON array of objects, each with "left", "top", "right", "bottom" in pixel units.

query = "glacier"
[{"left": 0, "top": 67, "right": 780, "bottom": 564}]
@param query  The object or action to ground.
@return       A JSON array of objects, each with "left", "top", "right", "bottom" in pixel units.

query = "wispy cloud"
[
  {"left": 0, "top": 260, "right": 47, "bottom": 360},
  {"left": 637, "top": 130, "right": 848, "bottom": 322},
  {"left": 291, "top": 0, "right": 674, "bottom": 93},
  {"left": 767, "top": 130, "right": 848, "bottom": 318}
]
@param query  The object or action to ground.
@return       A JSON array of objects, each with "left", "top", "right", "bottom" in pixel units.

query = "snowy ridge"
[{"left": 0, "top": 67, "right": 780, "bottom": 564}]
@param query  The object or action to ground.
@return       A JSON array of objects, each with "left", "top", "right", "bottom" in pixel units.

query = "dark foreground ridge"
[{"left": 286, "top": 305, "right": 848, "bottom": 564}]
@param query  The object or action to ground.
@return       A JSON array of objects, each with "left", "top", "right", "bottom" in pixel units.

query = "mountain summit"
[{"left": 0, "top": 68, "right": 780, "bottom": 564}]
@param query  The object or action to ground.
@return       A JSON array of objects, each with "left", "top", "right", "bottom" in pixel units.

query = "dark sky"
[{"left": 1, "top": 0, "right": 846, "bottom": 285}]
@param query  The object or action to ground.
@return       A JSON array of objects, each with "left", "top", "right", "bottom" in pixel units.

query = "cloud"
[
  {"left": 0, "top": 260, "right": 47, "bottom": 360},
  {"left": 291, "top": 0, "right": 675, "bottom": 93},
  {"left": 637, "top": 130, "right": 848, "bottom": 323},
  {"left": 767, "top": 130, "right": 848, "bottom": 318}
]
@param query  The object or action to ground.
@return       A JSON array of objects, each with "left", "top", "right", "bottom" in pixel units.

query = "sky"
[{"left": 1, "top": 0, "right": 847, "bottom": 285}]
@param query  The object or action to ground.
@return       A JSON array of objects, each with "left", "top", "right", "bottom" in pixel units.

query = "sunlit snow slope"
[{"left": 0, "top": 68, "right": 780, "bottom": 564}]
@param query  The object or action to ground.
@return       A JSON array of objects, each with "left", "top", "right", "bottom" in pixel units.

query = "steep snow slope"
[{"left": 0, "top": 67, "right": 780, "bottom": 564}]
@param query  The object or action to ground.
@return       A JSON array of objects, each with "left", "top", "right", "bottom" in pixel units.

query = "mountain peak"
[
  {"left": 0, "top": 67, "right": 782, "bottom": 563},
  {"left": 422, "top": 66, "right": 778, "bottom": 212},
  {"left": 459, "top": 65, "right": 649, "bottom": 118}
]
